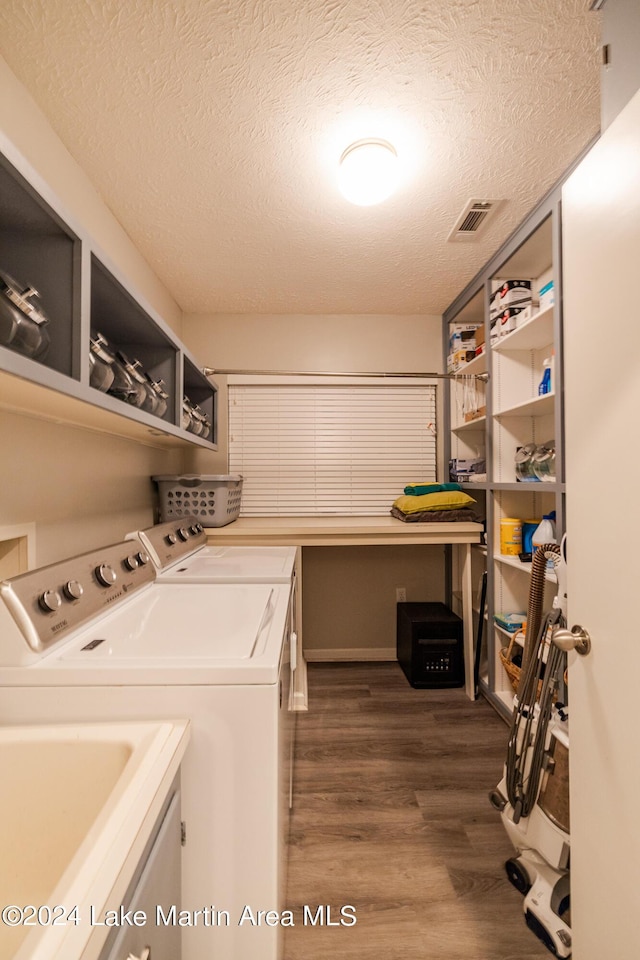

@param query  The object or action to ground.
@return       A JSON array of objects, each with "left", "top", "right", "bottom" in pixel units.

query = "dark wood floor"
[{"left": 284, "top": 662, "right": 549, "bottom": 959}]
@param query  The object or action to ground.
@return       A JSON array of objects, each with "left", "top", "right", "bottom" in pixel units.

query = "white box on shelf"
[
  {"left": 539, "top": 280, "right": 555, "bottom": 310},
  {"left": 513, "top": 302, "right": 540, "bottom": 326},
  {"left": 447, "top": 349, "right": 476, "bottom": 372},
  {"left": 449, "top": 323, "right": 482, "bottom": 335},
  {"left": 493, "top": 279, "right": 532, "bottom": 311},
  {"left": 449, "top": 327, "right": 480, "bottom": 353},
  {"left": 497, "top": 306, "right": 526, "bottom": 335}
]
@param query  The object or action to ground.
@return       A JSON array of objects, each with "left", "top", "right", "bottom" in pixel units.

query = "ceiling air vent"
[{"left": 447, "top": 199, "right": 503, "bottom": 242}]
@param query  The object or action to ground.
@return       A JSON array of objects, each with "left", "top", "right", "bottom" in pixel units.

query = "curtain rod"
[{"left": 202, "top": 367, "right": 489, "bottom": 382}]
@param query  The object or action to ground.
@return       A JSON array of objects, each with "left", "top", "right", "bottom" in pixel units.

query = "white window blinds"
[{"left": 228, "top": 379, "right": 437, "bottom": 516}]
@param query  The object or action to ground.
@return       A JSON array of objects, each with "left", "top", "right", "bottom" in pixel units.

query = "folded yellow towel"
[{"left": 393, "top": 491, "right": 476, "bottom": 514}]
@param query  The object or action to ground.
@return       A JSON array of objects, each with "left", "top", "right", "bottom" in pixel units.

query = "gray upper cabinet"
[{"left": 0, "top": 145, "right": 217, "bottom": 449}]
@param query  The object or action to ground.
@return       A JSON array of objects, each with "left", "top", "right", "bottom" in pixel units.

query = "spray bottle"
[{"left": 538, "top": 352, "right": 554, "bottom": 395}]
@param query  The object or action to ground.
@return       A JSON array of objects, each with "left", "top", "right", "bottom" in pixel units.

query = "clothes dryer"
[
  {"left": 129, "top": 518, "right": 307, "bottom": 710},
  {"left": 131, "top": 518, "right": 296, "bottom": 584}
]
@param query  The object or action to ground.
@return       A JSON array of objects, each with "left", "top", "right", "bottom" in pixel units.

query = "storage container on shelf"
[
  {"left": 522, "top": 520, "right": 540, "bottom": 555},
  {"left": 500, "top": 518, "right": 522, "bottom": 556},
  {"left": 532, "top": 441, "right": 556, "bottom": 482},
  {"left": 153, "top": 474, "right": 243, "bottom": 526},
  {"left": 532, "top": 513, "right": 556, "bottom": 569},
  {"left": 515, "top": 443, "right": 538, "bottom": 482},
  {"left": 538, "top": 356, "right": 553, "bottom": 395}
]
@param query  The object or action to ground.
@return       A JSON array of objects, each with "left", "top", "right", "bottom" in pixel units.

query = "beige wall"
[
  {"left": 0, "top": 56, "right": 183, "bottom": 563},
  {"left": 182, "top": 312, "right": 441, "bottom": 371},
  {"left": 0, "top": 411, "right": 181, "bottom": 567},
  {"left": 182, "top": 311, "right": 447, "bottom": 657},
  {"left": 301, "top": 545, "right": 446, "bottom": 658},
  {"left": 181, "top": 312, "right": 444, "bottom": 476}
]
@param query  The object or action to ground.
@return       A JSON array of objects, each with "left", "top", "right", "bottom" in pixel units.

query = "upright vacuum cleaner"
[{"left": 490, "top": 536, "right": 571, "bottom": 957}]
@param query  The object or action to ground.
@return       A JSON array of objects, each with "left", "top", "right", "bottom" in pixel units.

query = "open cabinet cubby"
[
  {"left": 183, "top": 355, "right": 217, "bottom": 445},
  {"left": 0, "top": 152, "right": 80, "bottom": 380},
  {"left": 90, "top": 256, "right": 179, "bottom": 426},
  {"left": 0, "top": 143, "right": 217, "bottom": 450}
]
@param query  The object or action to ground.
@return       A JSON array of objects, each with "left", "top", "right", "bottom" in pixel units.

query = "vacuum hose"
[{"left": 518, "top": 542, "right": 561, "bottom": 702}]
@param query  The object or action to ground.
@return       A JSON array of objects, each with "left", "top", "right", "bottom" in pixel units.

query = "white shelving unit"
[{"left": 444, "top": 187, "right": 566, "bottom": 720}]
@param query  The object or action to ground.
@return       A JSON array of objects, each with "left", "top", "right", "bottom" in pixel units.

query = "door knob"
[{"left": 552, "top": 624, "right": 591, "bottom": 656}]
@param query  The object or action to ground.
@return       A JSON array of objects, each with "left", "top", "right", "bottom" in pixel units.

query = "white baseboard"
[{"left": 304, "top": 647, "right": 397, "bottom": 662}]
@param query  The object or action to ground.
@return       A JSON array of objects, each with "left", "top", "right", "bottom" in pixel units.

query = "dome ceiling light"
[{"left": 338, "top": 138, "right": 399, "bottom": 206}]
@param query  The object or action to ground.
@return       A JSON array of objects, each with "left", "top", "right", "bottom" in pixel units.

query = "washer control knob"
[
  {"left": 165, "top": 533, "right": 177, "bottom": 546},
  {"left": 63, "top": 579, "right": 84, "bottom": 602},
  {"left": 95, "top": 563, "right": 117, "bottom": 587},
  {"left": 195, "top": 522, "right": 203, "bottom": 533},
  {"left": 136, "top": 551, "right": 150, "bottom": 566},
  {"left": 124, "top": 555, "right": 140, "bottom": 571},
  {"left": 177, "top": 527, "right": 190, "bottom": 541},
  {"left": 39, "top": 589, "right": 62, "bottom": 613},
  {"left": 190, "top": 524, "right": 199, "bottom": 535}
]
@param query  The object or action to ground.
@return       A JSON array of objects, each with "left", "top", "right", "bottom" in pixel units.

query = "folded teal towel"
[{"left": 403, "top": 482, "right": 462, "bottom": 496}]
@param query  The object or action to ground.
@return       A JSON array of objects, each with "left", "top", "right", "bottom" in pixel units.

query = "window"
[{"left": 228, "top": 378, "right": 437, "bottom": 516}]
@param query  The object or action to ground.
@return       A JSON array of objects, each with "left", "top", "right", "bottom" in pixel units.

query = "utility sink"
[{"left": 0, "top": 720, "right": 190, "bottom": 960}]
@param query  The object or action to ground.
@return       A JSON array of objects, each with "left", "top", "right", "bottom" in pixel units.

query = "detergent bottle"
[{"left": 532, "top": 512, "right": 556, "bottom": 569}]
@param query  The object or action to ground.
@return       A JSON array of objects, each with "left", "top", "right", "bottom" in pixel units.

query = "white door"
[{"left": 562, "top": 87, "right": 640, "bottom": 958}]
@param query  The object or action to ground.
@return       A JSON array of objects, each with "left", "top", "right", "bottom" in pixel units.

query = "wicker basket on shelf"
[
  {"left": 499, "top": 628, "right": 566, "bottom": 701},
  {"left": 499, "top": 631, "right": 525, "bottom": 693}
]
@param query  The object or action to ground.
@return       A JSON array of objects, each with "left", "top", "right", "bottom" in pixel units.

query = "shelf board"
[
  {"left": 494, "top": 622, "right": 525, "bottom": 646},
  {"left": 494, "top": 391, "right": 555, "bottom": 419},
  {"left": 492, "top": 305, "right": 554, "bottom": 353},
  {"left": 452, "top": 351, "right": 487, "bottom": 376},
  {"left": 452, "top": 414, "right": 487, "bottom": 433},
  {"left": 0, "top": 366, "right": 216, "bottom": 450},
  {"left": 494, "top": 552, "right": 557, "bottom": 583},
  {"left": 492, "top": 481, "right": 562, "bottom": 492},
  {"left": 459, "top": 481, "right": 488, "bottom": 491}
]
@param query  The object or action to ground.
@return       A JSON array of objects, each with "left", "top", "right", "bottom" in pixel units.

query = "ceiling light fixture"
[{"left": 338, "top": 138, "right": 399, "bottom": 206}]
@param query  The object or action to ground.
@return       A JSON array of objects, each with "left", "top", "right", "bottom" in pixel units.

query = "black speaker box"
[{"left": 397, "top": 602, "right": 464, "bottom": 688}]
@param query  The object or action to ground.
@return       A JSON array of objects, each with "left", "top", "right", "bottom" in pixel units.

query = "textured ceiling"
[{"left": 0, "top": 0, "right": 601, "bottom": 315}]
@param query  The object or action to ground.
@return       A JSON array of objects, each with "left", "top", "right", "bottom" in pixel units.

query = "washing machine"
[
  {"left": 128, "top": 517, "right": 307, "bottom": 711},
  {"left": 0, "top": 538, "right": 294, "bottom": 960}
]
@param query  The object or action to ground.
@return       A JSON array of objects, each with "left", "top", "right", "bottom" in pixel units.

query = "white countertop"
[{"left": 205, "top": 515, "right": 483, "bottom": 546}]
